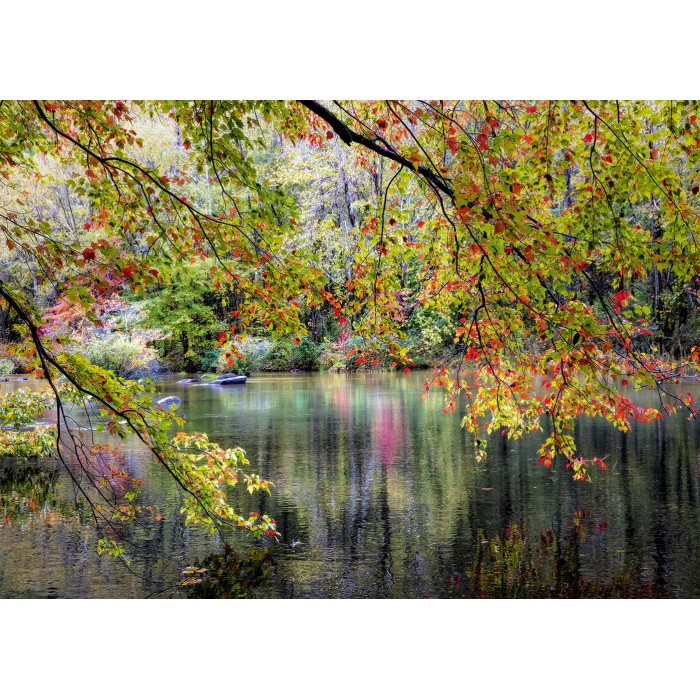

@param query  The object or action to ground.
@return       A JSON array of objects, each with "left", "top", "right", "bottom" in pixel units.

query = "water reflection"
[
  {"left": 180, "top": 544, "right": 276, "bottom": 599},
  {"left": 2, "top": 372, "right": 700, "bottom": 597},
  {"left": 460, "top": 519, "right": 666, "bottom": 599}
]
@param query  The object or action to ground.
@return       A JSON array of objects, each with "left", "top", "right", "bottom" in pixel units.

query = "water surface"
[{"left": 1, "top": 372, "right": 699, "bottom": 598}]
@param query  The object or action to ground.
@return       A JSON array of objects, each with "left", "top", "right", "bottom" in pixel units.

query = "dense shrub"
[
  {"left": 211, "top": 332, "right": 445, "bottom": 375},
  {"left": 217, "top": 338, "right": 272, "bottom": 374},
  {"left": 318, "top": 346, "right": 347, "bottom": 372},
  {"left": 78, "top": 333, "right": 160, "bottom": 378},
  {"left": 289, "top": 336, "right": 321, "bottom": 371},
  {"left": 0, "top": 345, "right": 28, "bottom": 374},
  {"left": 256, "top": 340, "right": 292, "bottom": 372},
  {"left": 216, "top": 336, "right": 321, "bottom": 373},
  {"left": 201, "top": 347, "right": 222, "bottom": 373}
]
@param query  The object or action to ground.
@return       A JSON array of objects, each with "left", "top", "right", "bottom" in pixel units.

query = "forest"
[{"left": 1, "top": 100, "right": 700, "bottom": 597}]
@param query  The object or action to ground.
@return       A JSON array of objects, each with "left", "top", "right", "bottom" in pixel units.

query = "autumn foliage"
[{"left": 1, "top": 99, "right": 700, "bottom": 524}]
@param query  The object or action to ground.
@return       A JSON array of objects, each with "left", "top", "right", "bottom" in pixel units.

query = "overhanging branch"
[{"left": 298, "top": 100, "right": 454, "bottom": 198}]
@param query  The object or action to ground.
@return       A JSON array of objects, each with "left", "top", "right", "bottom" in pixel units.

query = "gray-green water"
[{"left": 1, "top": 371, "right": 700, "bottom": 598}]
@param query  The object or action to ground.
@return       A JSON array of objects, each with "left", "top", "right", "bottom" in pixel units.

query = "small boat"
[{"left": 209, "top": 375, "right": 247, "bottom": 385}]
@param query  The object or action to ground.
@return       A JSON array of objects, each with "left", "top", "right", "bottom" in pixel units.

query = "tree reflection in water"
[
  {"left": 457, "top": 516, "right": 665, "bottom": 599},
  {"left": 180, "top": 544, "right": 276, "bottom": 598},
  {"left": 0, "top": 460, "right": 68, "bottom": 526}
]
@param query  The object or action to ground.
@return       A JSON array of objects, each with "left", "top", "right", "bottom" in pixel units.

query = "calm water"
[{"left": 1, "top": 371, "right": 700, "bottom": 598}]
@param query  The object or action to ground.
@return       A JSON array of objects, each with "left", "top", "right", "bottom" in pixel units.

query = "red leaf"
[
  {"left": 526, "top": 105, "right": 537, "bottom": 114},
  {"left": 417, "top": 220, "right": 425, "bottom": 228},
  {"left": 82, "top": 248, "right": 96, "bottom": 261},
  {"left": 403, "top": 367, "right": 411, "bottom": 374},
  {"left": 376, "top": 118, "right": 387, "bottom": 130}
]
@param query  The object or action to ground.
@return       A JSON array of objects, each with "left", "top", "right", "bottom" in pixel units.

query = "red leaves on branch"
[{"left": 614, "top": 290, "right": 631, "bottom": 313}]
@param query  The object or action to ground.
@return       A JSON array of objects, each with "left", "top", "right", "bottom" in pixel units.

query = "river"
[{"left": 1, "top": 371, "right": 700, "bottom": 598}]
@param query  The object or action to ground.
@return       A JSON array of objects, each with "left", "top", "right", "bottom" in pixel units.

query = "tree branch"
[{"left": 298, "top": 100, "right": 454, "bottom": 198}]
